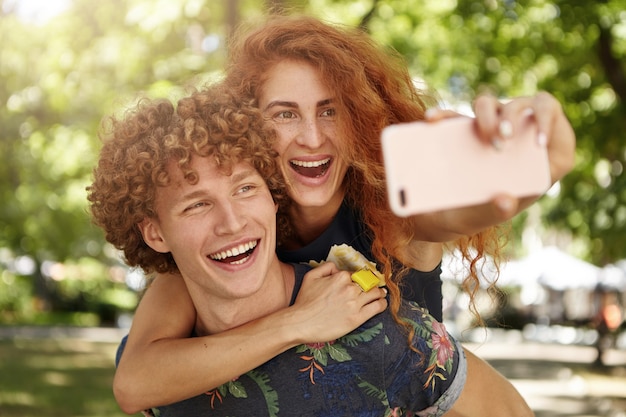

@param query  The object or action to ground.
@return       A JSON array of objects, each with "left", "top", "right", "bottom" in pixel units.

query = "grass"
[{"left": 0, "top": 337, "right": 130, "bottom": 417}]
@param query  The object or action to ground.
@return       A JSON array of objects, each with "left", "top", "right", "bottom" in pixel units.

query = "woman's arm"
[
  {"left": 113, "top": 263, "right": 387, "bottom": 414},
  {"left": 410, "top": 92, "right": 576, "bottom": 242},
  {"left": 445, "top": 348, "right": 534, "bottom": 417}
]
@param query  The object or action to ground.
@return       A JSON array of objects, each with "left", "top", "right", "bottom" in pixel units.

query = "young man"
[{"left": 88, "top": 84, "right": 532, "bottom": 416}]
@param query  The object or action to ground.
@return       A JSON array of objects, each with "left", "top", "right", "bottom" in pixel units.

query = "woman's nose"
[{"left": 295, "top": 119, "right": 325, "bottom": 149}]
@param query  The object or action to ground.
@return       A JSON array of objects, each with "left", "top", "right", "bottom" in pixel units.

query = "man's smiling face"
[{"left": 140, "top": 157, "right": 278, "bottom": 302}]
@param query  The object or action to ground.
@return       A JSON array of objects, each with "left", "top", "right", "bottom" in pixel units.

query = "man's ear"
[{"left": 138, "top": 218, "right": 170, "bottom": 253}]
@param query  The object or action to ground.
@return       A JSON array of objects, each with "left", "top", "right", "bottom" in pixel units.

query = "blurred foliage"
[
  {"left": 0, "top": 0, "right": 247, "bottom": 323},
  {"left": 0, "top": 255, "right": 136, "bottom": 325},
  {"left": 0, "top": 0, "right": 624, "bottom": 323}
]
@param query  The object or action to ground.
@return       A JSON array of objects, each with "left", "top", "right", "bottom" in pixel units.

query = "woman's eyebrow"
[
  {"left": 317, "top": 98, "right": 334, "bottom": 107},
  {"left": 263, "top": 100, "right": 298, "bottom": 111},
  {"left": 263, "top": 98, "right": 334, "bottom": 112}
]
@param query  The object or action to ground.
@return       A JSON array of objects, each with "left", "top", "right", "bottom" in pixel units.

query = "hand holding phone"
[{"left": 381, "top": 115, "right": 551, "bottom": 217}]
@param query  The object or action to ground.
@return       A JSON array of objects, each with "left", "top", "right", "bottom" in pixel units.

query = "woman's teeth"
[
  {"left": 290, "top": 158, "right": 330, "bottom": 177},
  {"left": 290, "top": 158, "right": 330, "bottom": 168}
]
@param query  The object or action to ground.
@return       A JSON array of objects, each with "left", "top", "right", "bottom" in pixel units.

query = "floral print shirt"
[{"left": 144, "top": 264, "right": 466, "bottom": 417}]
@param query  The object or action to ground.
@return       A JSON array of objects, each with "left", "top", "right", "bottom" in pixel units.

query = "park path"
[{"left": 465, "top": 338, "right": 626, "bottom": 417}]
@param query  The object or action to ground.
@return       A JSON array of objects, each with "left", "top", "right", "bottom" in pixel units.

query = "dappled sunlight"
[
  {"left": 0, "top": 390, "right": 36, "bottom": 407},
  {"left": 0, "top": 338, "right": 124, "bottom": 417},
  {"left": 42, "top": 370, "right": 72, "bottom": 386},
  {"left": 591, "top": 86, "right": 618, "bottom": 112}
]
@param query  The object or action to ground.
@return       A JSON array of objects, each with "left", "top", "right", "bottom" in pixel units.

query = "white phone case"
[{"left": 381, "top": 116, "right": 551, "bottom": 217}]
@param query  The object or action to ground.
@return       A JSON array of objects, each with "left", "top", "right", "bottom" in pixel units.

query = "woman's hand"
[
  {"left": 290, "top": 262, "right": 388, "bottom": 344},
  {"left": 472, "top": 92, "right": 576, "bottom": 185},
  {"left": 424, "top": 92, "right": 576, "bottom": 224}
]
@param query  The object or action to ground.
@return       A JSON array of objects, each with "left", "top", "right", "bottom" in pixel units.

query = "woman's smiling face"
[{"left": 258, "top": 59, "right": 349, "bottom": 212}]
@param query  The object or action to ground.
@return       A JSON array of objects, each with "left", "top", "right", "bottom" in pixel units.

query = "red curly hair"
[
  {"left": 87, "top": 83, "right": 287, "bottom": 275},
  {"left": 224, "top": 15, "right": 505, "bottom": 323}
]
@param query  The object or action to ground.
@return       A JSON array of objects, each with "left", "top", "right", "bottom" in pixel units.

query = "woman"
[{"left": 113, "top": 14, "right": 575, "bottom": 413}]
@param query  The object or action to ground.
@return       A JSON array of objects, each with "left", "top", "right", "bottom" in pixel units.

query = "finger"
[
  {"left": 497, "top": 96, "right": 538, "bottom": 141},
  {"left": 452, "top": 194, "right": 520, "bottom": 224},
  {"left": 490, "top": 194, "right": 520, "bottom": 220},
  {"left": 359, "top": 286, "right": 388, "bottom": 304},
  {"left": 472, "top": 95, "right": 501, "bottom": 144},
  {"left": 498, "top": 93, "right": 563, "bottom": 148},
  {"left": 305, "top": 262, "right": 339, "bottom": 279},
  {"left": 530, "top": 92, "right": 561, "bottom": 146},
  {"left": 360, "top": 296, "right": 388, "bottom": 317}
]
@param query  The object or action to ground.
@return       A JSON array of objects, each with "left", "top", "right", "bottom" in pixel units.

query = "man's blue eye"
[{"left": 184, "top": 202, "right": 205, "bottom": 212}]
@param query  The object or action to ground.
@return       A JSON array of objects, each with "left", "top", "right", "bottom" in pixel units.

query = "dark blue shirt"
[{"left": 277, "top": 200, "right": 443, "bottom": 321}]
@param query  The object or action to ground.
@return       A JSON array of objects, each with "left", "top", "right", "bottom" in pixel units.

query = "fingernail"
[
  {"left": 492, "top": 138, "right": 503, "bottom": 151},
  {"left": 537, "top": 132, "right": 547, "bottom": 147},
  {"left": 522, "top": 107, "right": 534, "bottom": 118},
  {"left": 499, "top": 120, "right": 513, "bottom": 138}
]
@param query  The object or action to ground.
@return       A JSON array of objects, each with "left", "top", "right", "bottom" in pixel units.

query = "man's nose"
[{"left": 214, "top": 203, "right": 246, "bottom": 235}]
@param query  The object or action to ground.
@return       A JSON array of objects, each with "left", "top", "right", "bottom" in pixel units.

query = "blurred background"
[{"left": 0, "top": 0, "right": 625, "bottom": 416}]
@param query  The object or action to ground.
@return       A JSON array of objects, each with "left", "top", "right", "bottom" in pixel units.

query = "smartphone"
[{"left": 381, "top": 115, "right": 551, "bottom": 217}]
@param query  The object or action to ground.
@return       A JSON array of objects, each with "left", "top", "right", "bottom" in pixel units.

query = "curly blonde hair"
[
  {"left": 224, "top": 15, "right": 506, "bottom": 323},
  {"left": 87, "top": 83, "right": 287, "bottom": 274}
]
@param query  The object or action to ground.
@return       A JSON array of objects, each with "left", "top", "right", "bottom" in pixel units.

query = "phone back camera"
[{"left": 399, "top": 189, "right": 406, "bottom": 207}]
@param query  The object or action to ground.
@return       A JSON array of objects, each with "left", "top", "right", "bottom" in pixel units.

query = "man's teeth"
[
  {"left": 209, "top": 240, "right": 258, "bottom": 261},
  {"left": 290, "top": 158, "right": 330, "bottom": 168}
]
